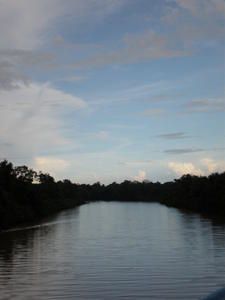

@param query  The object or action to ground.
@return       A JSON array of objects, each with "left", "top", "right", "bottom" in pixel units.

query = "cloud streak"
[
  {"left": 157, "top": 132, "right": 189, "bottom": 139},
  {"left": 165, "top": 148, "right": 204, "bottom": 155},
  {"left": 72, "top": 30, "right": 189, "bottom": 69},
  {"left": 165, "top": 147, "right": 225, "bottom": 155},
  {"left": 70, "top": 0, "right": 225, "bottom": 69},
  {"left": 121, "top": 160, "right": 152, "bottom": 167},
  {"left": 185, "top": 98, "right": 225, "bottom": 113},
  {"left": 142, "top": 108, "right": 166, "bottom": 117}
]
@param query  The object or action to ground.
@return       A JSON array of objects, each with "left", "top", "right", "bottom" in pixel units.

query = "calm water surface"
[{"left": 0, "top": 202, "right": 225, "bottom": 300}]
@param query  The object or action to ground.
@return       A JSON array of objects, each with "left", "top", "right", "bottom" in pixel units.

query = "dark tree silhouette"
[
  {"left": 0, "top": 159, "right": 225, "bottom": 230},
  {"left": 14, "top": 166, "right": 37, "bottom": 183}
]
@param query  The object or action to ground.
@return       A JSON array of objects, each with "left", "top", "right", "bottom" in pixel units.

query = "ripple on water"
[{"left": 0, "top": 202, "right": 225, "bottom": 300}]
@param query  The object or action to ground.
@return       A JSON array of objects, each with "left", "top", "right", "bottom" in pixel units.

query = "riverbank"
[{"left": 1, "top": 160, "right": 225, "bottom": 230}]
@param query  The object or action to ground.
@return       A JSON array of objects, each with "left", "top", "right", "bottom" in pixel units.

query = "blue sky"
[{"left": 0, "top": 0, "right": 224, "bottom": 183}]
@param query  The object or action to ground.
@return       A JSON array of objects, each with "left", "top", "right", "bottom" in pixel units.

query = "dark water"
[{"left": 0, "top": 202, "right": 225, "bottom": 300}]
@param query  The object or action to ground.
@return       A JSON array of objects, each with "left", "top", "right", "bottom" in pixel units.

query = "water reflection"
[{"left": 0, "top": 202, "right": 225, "bottom": 300}]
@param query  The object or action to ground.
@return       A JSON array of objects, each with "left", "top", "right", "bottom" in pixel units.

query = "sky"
[{"left": 0, "top": 0, "right": 224, "bottom": 183}]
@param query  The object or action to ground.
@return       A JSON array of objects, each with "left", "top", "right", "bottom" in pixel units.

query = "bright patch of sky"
[{"left": 0, "top": 0, "right": 224, "bottom": 183}]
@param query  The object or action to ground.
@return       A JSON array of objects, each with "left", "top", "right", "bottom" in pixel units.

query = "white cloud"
[
  {"left": 201, "top": 158, "right": 218, "bottom": 173},
  {"left": 168, "top": 162, "right": 202, "bottom": 176},
  {"left": 168, "top": 158, "right": 225, "bottom": 177},
  {"left": 0, "top": 0, "right": 61, "bottom": 91},
  {"left": 201, "top": 158, "right": 225, "bottom": 174},
  {"left": 0, "top": 82, "right": 87, "bottom": 160},
  {"left": 134, "top": 170, "right": 147, "bottom": 182},
  {"left": 0, "top": 0, "right": 63, "bottom": 50},
  {"left": 0, "top": 0, "right": 127, "bottom": 92},
  {"left": 34, "top": 156, "right": 69, "bottom": 176},
  {"left": 0, "top": 0, "right": 127, "bottom": 50}
]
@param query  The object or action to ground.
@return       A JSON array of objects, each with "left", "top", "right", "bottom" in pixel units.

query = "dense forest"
[{"left": 0, "top": 160, "right": 225, "bottom": 230}]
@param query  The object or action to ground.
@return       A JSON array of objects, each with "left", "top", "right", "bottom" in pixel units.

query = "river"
[{"left": 0, "top": 202, "right": 225, "bottom": 299}]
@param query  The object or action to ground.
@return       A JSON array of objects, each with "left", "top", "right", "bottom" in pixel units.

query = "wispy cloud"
[
  {"left": 0, "top": 61, "right": 29, "bottom": 90},
  {"left": 157, "top": 132, "right": 189, "bottom": 139},
  {"left": 185, "top": 98, "right": 225, "bottom": 113},
  {"left": 70, "top": 0, "right": 225, "bottom": 69},
  {"left": 72, "top": 30, "right": 189, "bottom": 69},
  {"left": 174, "top": 0, "right": 225, "bottom": 18},
  {"left": 58, "top": 76, "right": 87, "bottom": 83},
  {"left": 165, "top": 148, "right": 204, "bottom": 155},
  {"left": 142, "top": 108, "right": 166, "bottom": 117},
  {"left": 0, "top": 0, "right": 223, "bottom": 182},
  {"left": 0, "top": 50, "right": 56, "bottom": 91},
  {"left": 94, "top": 131, "right": 109, "bottom": 141},
  {"left": 165, "top": 147, "right": 225, "bottom": 155},
  {"left": 121, "top": 160, "right": 152, "bottom": 167},
  {"left": 0, "top": 0, "right": 127, "bottom": 92},
  {"left": 90, "top": 80, "right": 175, "bottom": 106},
  {"left": 163, "top": 0, "right": 225, "bottom": 49}
]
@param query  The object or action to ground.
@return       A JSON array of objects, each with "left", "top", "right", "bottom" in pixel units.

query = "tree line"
[{"left": 0, "top": 160, "right": 225, "bottom": 230}]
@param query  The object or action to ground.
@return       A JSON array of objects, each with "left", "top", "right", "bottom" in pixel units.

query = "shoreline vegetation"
[{"left": 0, "top": 160, "right": 225, "bottom": 230}]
